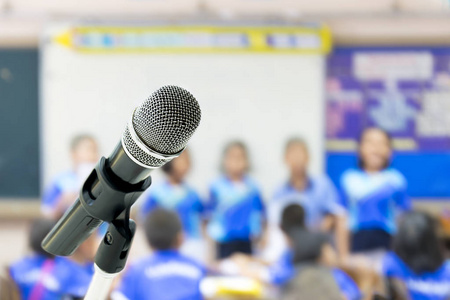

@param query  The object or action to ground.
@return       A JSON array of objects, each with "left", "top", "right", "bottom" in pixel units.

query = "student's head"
[
  {"left": 280, "top": 203, "right": 305, "bottom": 235},
  {"left": 70, "top": 134, "right": 99, "bottom": 167},
  {"left": 358, "top": 127, "right": 392, "bottom": 172},
  {"left": 284, "top": 138, "right": 309, "bottom": 177},
  {"left": 290, "top": 229, "right": 337, "bottom": 267},
  {"left": 222, "top": 141, "right": 249, "bottom": 179},
  {"left": 144, "top": 208, "right": 183, "bottom": 251},
  {"left": 393, "top": 211, "right": 445, "bottom": 274},
  {"left": 161, "top": 150, "right": 191, "bottom": 183},
  {"left": 29, "top": 218, "right": 56, "bottom": 259}
]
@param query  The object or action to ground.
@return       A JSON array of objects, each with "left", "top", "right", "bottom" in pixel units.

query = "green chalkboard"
[{"left": 0, "top": 49, "right": 40, "bottom": 198}]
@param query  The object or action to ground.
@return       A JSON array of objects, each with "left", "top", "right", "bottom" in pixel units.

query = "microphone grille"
[
  {"left": 133, "top": 85, "right": 201, "bottom": 155},
  {"left": 123, "top": 85, "right": 201, "bottom": 167}
]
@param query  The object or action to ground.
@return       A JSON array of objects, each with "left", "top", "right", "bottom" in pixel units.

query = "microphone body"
[{"left": 42, "top": 86, "right": 201, "bottom": 256}]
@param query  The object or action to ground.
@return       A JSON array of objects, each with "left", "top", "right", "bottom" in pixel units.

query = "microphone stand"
[
  {"left": 75, "top": 156, "right": 151, "bottom": 300},
  {"left": 85, "top": 209, "right": 136, "bottom": 300}
]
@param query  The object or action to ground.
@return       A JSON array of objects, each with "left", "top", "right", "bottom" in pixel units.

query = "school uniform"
[
  {"left": 383, "top": 252, "right": 450, "bottom": 300},
  {"left": 112, "top": 250, "right": 206, "bottom": 300},
  {"left": 206, "top": 176, "right": 265, "bottom": 259}
]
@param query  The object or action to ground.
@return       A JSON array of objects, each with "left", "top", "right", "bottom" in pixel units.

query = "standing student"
[
  {"left": 268, "top": 138, "right": 347, "bottom": 261},
  {"left": 340, "top": 127, "right": 411, "bottom": 256},
  {"left": 140, "top": 150, "right": 206, "bottom": 262},
  {"left": 383, "top": 211, "right": 450, "bottom": 300},
  {"left": 112, "top": 209, "right": 207, "bottom": 300},
  {"left": 42, "top": 134, "right": 99, "bottom": 219},
  {"left": 207, "top": 141, "right": 266, "bottom": 259}
]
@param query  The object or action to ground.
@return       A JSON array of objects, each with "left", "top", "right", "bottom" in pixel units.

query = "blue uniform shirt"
[
  {"left": 206, "top": 176, "right": 265, "bottom": 242},
  {"left": 113, "top": 250, "right": 206, "bottom": 300},
  {"left": 340, "top": 168, "right": 411, "bottom": 234},
  {"left": 332, "top": 268, "right": 362, "bottom": 300},
  {"left": 41, "top": 171, "right": 78, "bottom": 214},
  {"left": 270, "top": 176, "right": 344, "bottom": 229},
  {"left": 141, "top": 181, "right": 205, "bottom": 238},
  {"left": 383, "top": 252, "right": 450, "bottom": 300},
  {"left": 10, "top": 255, "right": 93, "bottom": 300}
]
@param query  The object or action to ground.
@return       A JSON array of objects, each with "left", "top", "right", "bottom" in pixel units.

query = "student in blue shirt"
[
  {"left": 383, "top": 211, "right": 450, "bottom": 300},
  {"left": 140, "top": 150, "right": 206, "bottom": 262},
  {"left": 10, "top": 218, "right": 96, "bottom": 300},
  {"left": 206, "top": 141, "right": 266, "bottom": 259},
  {"left": 112, "top": 209, "right": 207, "bottom": 300},
  {"left": 269, "top": 137, "right": 347, "bottom": 260},
  {"left": 42, "top": 134, "right": 99, "bottom": 219},
  {"left": 340, "top": 128, "right": 411, "bottom": 254}
]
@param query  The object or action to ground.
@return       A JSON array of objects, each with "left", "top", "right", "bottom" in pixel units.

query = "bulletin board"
[{"left": 326, "top": 47, "right": 450, "bottom": 198}]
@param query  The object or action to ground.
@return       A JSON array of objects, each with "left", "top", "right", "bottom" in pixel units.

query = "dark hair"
[
  {"left": 221, "top": 140, "right": 250, "bottom": 172},
  {"left": 393, "top": 211, "right": 445, "bottom": 274},
  {"left": 358, "top": 127, "right": 392, "bottom": 170},
  {"left": 280, "top": 203, "right": 305, "bottom": 234},
  {"left": 284, "top": 137, "right": 308, "bottom": 155},
  {"left": 290, "top": 228, "right": 329, "bottom": 264},
  {"left": 144, "top": 208, "right": 182, "bottom": 250},
  {"left": 29, "top": 219, "right": 56, "bottom": 259},
  {"left": 70, "top": 134, "right": 96, "bottom": 151}
]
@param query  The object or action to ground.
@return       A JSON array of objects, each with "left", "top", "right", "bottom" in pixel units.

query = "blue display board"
[{"left": 326, "top": 47, "right": 450, "bottom": 198}]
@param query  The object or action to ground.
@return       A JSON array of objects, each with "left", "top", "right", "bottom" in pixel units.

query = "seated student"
[
  {"left": 284, "top": 229, "right": 361, "bottom": 300},
  {"left": 268, "top": 138, "right": 347, "bottom": 261},
  {"left": 230, "top": 203, "right": 306, "bottom": 285},
  {"left": 9, "top": 219, "right": 56, "bottom": 299},
  {"left": 140, "top": 150, "right": 206, "bottom": 262},
  {"left": 42, "top": 134, "right": 99, "bottom": 219},
  {"left": 10, "top": 219, "right": 95, "bottom": 300},
  {"left": 383, "top": 211, "right": 450, "bottom": 300},
  {"left": 207, "top": 141, "right": 266, "bottom": 259},
  {"left": 112, "top": 209, "right": 207, "bottom": 300}
]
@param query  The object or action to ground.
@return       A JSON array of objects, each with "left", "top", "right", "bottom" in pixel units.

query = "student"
[
  {"left": 383, "top": 211, "right": 450, "bottom": 300},
  {"left": 207, "top": 141, "right": 266, "bottom": 259},
  {"left": 140, "top": 150, "right": 205, "bottom": 262},
  {"left": 232, "top": 204, "right": 305, "bottom": 286},
  {"left": 10, "top": 218, "right": 95, "bottom": 300},
  {"left": 283, "top": 229, "right": 361, "bottom": 300},
  {"left": 269, "top": 138, "right": 347, "bottom": 260},
  {"left": 112, "top": 209, "right": 207, "bottom": 300},
  {"left": 9, "top": 219, "right": 56, "bottom": 299},
  {"left": 42, "top": 134, "right": 99, "bottom": 218},
  {"left": 340, "top": 128, "right": 411, "bottom": 255}
]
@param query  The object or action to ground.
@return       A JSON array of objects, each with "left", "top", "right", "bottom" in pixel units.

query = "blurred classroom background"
[{"left": 1, "top": 0, "right": 450, "bottom": 299}]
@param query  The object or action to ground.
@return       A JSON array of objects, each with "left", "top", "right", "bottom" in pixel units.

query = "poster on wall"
[{"left": 326, "top": 47, "right": 450, "bottom": 198}]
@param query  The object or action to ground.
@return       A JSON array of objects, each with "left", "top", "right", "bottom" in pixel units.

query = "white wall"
[{"left": 41, "top": 26, "right": 325, "bottom": 201}]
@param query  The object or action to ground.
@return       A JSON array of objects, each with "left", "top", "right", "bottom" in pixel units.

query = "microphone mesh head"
[{"left": 123, "top": 85, "right": 201, "bottom": 167}]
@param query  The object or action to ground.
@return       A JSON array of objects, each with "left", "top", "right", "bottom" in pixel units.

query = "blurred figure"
[
  {"left": 42, "top": 134, "right": 99, "bottom": 219},
  {"left": 10, "top": 218, "right": 95, "bottom": 299},
  {"left": 9, "top": 219, "right": 55, "bottom": 300},
  {"left": 282, "top": 229, "right": 361, "bottom": 300},
  {"left": 383, "top": 211, "right": 450, "bottom": 300},
  {"left": 140, "top": 150, "right": 206, "bottom": 262},
  {"left": 268, "top": 137, "right": 347, "bottom": 261},
  {"left": 112, "top": 209, "right": 207, "bottom": 300},
  {"left": 235, "top": 204, "right": 360, "bottom": 300},
  {"left": 206, "top": 141, "right": 266, "bottom": 259},
  {"left": 340, "top": 128, "right": 410, "bottom": 264}
]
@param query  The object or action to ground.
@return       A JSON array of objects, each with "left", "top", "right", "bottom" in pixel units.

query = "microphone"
[{"left": 42, "top": 85, "right": 202, "bottom": 256}]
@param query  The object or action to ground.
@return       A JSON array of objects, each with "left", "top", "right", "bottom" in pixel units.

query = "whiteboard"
[{"left": 41, "top": 25, "right": 326, "bottom": 202}]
